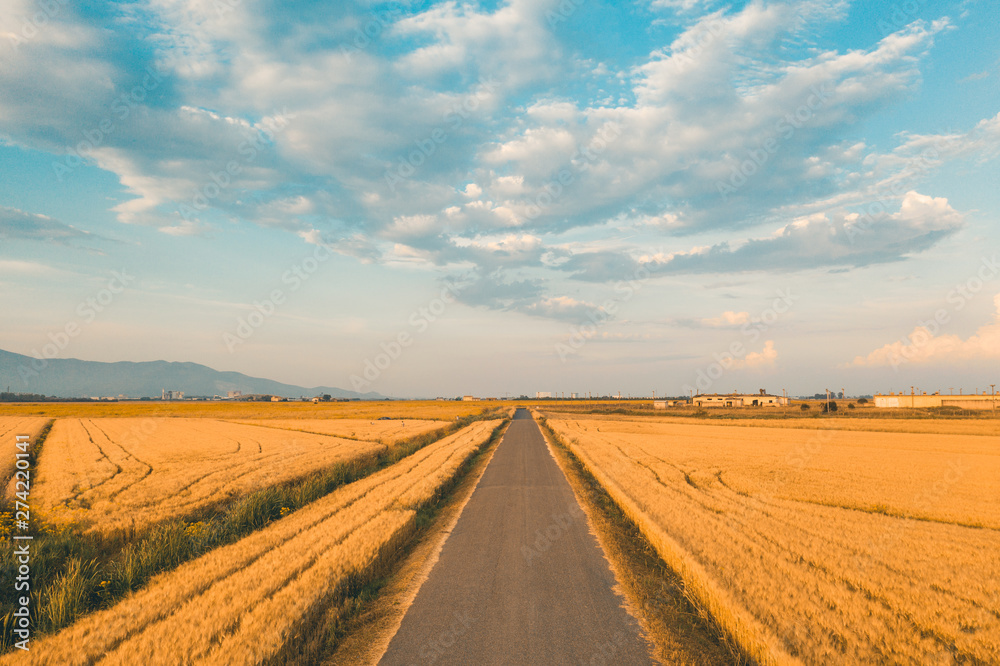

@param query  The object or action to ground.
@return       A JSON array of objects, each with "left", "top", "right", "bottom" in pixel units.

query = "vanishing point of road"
[{"left": 379, "top": 408, "right": 654, "bottom": 665}]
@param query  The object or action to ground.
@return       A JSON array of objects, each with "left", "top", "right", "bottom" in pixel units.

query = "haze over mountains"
[{"left": 0, "top": 349, "right": 381, "bottom": 399}]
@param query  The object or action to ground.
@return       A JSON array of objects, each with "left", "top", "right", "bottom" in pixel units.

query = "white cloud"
[
  {"left": 850, "top": 294, "right": 1000, "bottom": 368},
  {"left": 733, "top": 340, "right": 777, "bottom": 368},
  {"left": 523, "top": 296, "right": 597, "bottom": 320},
  {"left": 701, "top": 311, "right": 750, "bottom": 327}
]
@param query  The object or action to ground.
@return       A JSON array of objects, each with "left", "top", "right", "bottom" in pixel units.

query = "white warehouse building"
[{"left": 693, "top": 390, "right": 789, "bottom": 408}]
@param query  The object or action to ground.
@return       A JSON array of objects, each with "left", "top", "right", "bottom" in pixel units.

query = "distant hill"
[{"left": 0, "top": 349, "right": 383, "bottom": 400}]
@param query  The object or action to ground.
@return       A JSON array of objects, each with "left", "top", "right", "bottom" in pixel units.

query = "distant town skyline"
[{"left": 2, "top": 0, "right": 999, "bottom": 398}]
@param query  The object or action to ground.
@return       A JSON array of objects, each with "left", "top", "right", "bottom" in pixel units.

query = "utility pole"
[
  {"left": 826, "top": 388, "right": 831, "bottom": 414},
  {"left": 992, "top": 384, "right": 996, "bottom": 410}
]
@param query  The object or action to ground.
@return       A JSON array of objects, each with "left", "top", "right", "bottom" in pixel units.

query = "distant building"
[
  {"left": 161, "top": 390, "right": 184, "bottom": 400},
  {"left": 571, "top": 393, "right": 579, "bottom": 399},
  {"left": 461, "top": 395, "right": 479, "bottom": 401},
  {"left": 535, "top": 392, "right": 552, "bottom": 399},
  {"left": 875, "top": 391, "right": 997, "bottom": 409},
  {"left": 653, "top": 399, "right": 685, "bottom": 409},
  {"left": 270, "top": 396, "right": 286, "bottom": 402},
  {"left": 693, "top": 390, "right": 788, "bottom": 408},
  {"left": 227, "top": 390, "right": 243, "bottom": 399}
]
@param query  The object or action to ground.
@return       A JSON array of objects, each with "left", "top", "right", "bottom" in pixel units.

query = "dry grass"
[
  {"left": 543, "top": 408, "right": 1000, "bottom": 436},
  {"left": 9, "top": 420, "right": 501, "bottom": 666},
  {"left": 543, "top": 414, "right": 1000, "bottom": 665},
  {"left": 0, "top": 400, "right": 488, "bottom": 421},
  {"left": 223, "top": 418, "right": 445, "bottom": 444},
  {"left": 536, "top": 417, "right": 739, "bottom": 665},
  {"left": 0, "top": 417, "right": 49, "bottom": 500},
  {"left": 32, "top": 418, "right": 390, "bottom": 534}
]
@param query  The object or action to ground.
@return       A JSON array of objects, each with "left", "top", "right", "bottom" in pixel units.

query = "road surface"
[{"left": 378, "top": 408, "right": 654, "bottom": 665}]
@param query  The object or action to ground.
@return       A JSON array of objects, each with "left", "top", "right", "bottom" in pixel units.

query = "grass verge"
[
  {"left": 0, "top": 408, "right": 505, "bottom": 651},
  {"left": 265, "top": 417, "right": 511, "bottom": 665},
  {"left": 535, "top": 412, "right": 749, "bottom": 666},
  {"left": 541, "top": 402, "right": 1000, "bottom": 421}
]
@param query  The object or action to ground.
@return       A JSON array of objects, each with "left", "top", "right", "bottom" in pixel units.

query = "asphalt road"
[{"left": 378, "top": 409, "right": 654, "bottom": 666}]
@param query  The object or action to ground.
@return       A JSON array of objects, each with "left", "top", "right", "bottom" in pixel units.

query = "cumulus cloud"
[
  {"left": 0, "top": 1, "right": 992, "bottom": 321},
  {"left": 849, "top": 294, "right": 1000, "bottom": 368},
  {"left": 701, "top": 311, "right": 750, "bottom": 327},
  {"left": 0, "top": 206, "right": 103, "bottom": 245},
  {"left": 522, "top": 296, "right": 599, "bottom": 321},
  {"left": 646, "top": 191, "right": 963, "bottom": 274},
  {"left": 732, "top": 340, "right": 778, "bottom": 369}
]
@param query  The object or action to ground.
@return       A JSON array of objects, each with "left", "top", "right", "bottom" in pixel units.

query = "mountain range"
[{"left": 0, "top": 349, "right": 383, "bottom": 399}]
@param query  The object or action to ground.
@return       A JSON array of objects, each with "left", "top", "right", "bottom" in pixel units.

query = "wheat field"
[
  {"left": 32, "top": 418, "right": 393, "bottom": 533},
  {"left": 0, "top": 400, "right": 490, "bottom": 421},
  {"left": 0, "top": 417, "right": 49, "bottom": 500},
  {"left": 543, "top": 413, "right": 1000, "bottom": 665},
  {"left": 544, "top": 409, "right": 1000, "bottom": 437},
  {"left": 224, "top": 418, "right": 445, "bottom": 444},
  {"left": 10, "top": 419, "right": 501, "bottom": 665}
]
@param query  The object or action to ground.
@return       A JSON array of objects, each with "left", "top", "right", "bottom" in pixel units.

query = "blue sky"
[{"left": 1, "top": 0, "right": 999, "bottom": 398}]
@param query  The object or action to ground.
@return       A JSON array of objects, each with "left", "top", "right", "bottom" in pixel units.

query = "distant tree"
[
  {"left": 838, "top": 391, "right": 844, "bottom": 399},
  {"left": 800, "top": 403, "right": 811, "bottom": 411},
  {"left": 813, "top": 393, "right": 825, "bottom": 399},
  {"left": 322, "top": 394, "right": 331, "bottom": 401},
  {"left": 848, "top": 403, "right": 856, "bottom": 409},
  {"left": 821, "top": 400, "right": 839, "bottom": 413},
  {"left": 857, "top": 397, "right": 869, "bottom": 404}
]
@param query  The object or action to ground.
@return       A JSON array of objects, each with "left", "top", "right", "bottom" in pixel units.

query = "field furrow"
[
  {"left": 544, "top": 414, "right": 1000, "bottom": 665},
  {"left": 0, "top": 417, "right": 50, "bottom": 502},
  {"left": 32, "top": 418, "right": 398, "bottom": 533},
  {"left": 9, "top": 419, "right": 500, "bottom": 665},
  {"left": 224, "top": 417, "right": 446, "bottom": 444}
]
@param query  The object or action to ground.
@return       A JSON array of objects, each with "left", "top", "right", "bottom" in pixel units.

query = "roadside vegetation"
[
  {"left": 539, "top": 412, "right": 1000, "bottom": 664},
  {"left": 535, "top": 413, "right": 742, "bottom": 666},
  {"left": 6, "top": 419, "right": 507, "bottom": 664},
  {"left": 0, "top": 407, "right": 505, "bottom": 652}
]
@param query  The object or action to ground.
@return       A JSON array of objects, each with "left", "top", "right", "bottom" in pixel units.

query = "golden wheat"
[
  {"left": 1, "top": 417, "right": 49, "bottom": 499},
  {"left": 545, "top": 415, "right": 1000, "bottom": 665},
  {"left": 32, "top": 418, "right": 389, "bottom": 533},
  {"left": 542, "top": 409, "right": 1000, "bottom": 437},
  {"left": 0, "top": 399, "right": 492, "bottom": 421},
  {"left": 11, "top": 419, "right": 500, "bottom": 665},
  {"left": 223, "top": 418, "right": 445, "bottom": 444}
]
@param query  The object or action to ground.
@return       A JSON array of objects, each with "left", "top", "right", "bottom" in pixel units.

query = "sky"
[{"left": 1, "top": 0, "right": 999, "bottom": 399}]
